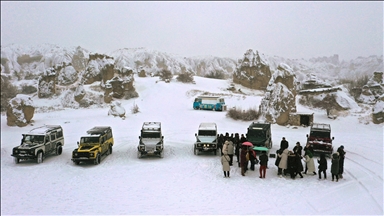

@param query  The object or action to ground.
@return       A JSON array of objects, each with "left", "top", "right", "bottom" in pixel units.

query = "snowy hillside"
[
  {"left": 1, "top": 75, "right": 383, "bottom": 215},
  {"left": 1, "top": 43, "right": 382, "bottom": 84}
]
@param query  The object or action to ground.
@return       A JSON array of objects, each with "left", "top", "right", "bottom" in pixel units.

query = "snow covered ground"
[{"left": 1, "top": 76, "right": 383, "bottom": 215}]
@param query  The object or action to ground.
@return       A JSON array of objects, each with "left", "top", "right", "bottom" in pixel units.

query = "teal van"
[{"left": 193, "top": 96, "right": 225, "bottom": 111}]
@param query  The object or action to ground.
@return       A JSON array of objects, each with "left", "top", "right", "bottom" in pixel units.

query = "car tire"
[
  {"left": 109, "top": 146, "right": 113, "bottom": 155},
  {"left": 14, "top": 157, "right": 20, "bottom": 164},
  {"left": 160, "top": 151, "right": 164, "bottom": 158},
  {"left": 75, "top": 161, "right": 80, "bottom": 165},
  {"left": 94, "top": 154, "right": 100, "bottom": 165},
  {"left": 37, "top": 151, "right": 43, "bottom": 164},
  {"left": 194, "top": 148, "right": 199, "bottom": 155},
  {"left": 56, "top": 145, "right": 63, "bottom": 155},
  {"left": 214, "top": 149, "right": 217, "bottom": 155},
  {"left": 138, "top": 151, "right": 142, "bottom": 159}
]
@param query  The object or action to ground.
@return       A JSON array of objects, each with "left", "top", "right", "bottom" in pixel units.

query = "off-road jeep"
[
  {"left": 306, "top": 123, "right": 334, "bottom": 156},
  {"left": 194, "top": 122, "right": 218, "bottom": 155},
  {"left": 11, "top": 125, "right": 64, "bottom": 164},
  {"left": 71, "top": 126, "right": 114, "bottom": 165},
  {"left": 138, "top": 122, "right": 164, "bottom": 158},
  {"left": 246, "top": 122, "right": 272, "bottom": 149}
]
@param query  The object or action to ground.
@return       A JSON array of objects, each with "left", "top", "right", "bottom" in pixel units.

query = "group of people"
[
  {"left": 275, "top": 137, "right": 346, "bottom": 182},
  {"left": 219, "top": 134, "right": 346, "bottom": 182},
  {"left": 219, "top": 132, "right": 269, "bottom": 178}
]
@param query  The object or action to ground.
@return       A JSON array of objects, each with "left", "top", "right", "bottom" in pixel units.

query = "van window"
[{"left": 51, "top": 134, "right": 56, "bottom": 141}]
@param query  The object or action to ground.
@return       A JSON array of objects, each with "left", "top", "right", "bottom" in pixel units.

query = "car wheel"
[
  {"left": 194, "top": 148, "right": 199, "bottom": 155},
  {"left": 160, "top": 151, "right": 164, "bottom": 158},
  {"left": 94, "top": 154, "right": 100, "bottom": 165},
  {"left": 214, "top": 149, "right": 217, "bottom": 155},
  {"left": 109, "top": 146, "right": 113, "bottom": 155},
  {"left": 14, "top": 157, "right": 20, "bottom": 164},
  {"left": 37, "top": 151, "right": 43, "bottom": 164},
  {"left": 137, "top": 151, "right": 142, "bottom": 159},
  {"left": 75, "top": 161, "right": 80, "bottom": 165},
  {"left": 56, "top": 145, "right": 63, "bottom": 155}
]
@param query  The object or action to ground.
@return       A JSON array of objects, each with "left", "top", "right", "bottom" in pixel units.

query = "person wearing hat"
[{"left": 337, "top": 145, "right": 346, "bottom": 179}]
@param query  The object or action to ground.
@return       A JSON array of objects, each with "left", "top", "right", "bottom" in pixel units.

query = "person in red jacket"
[{"left": 259, "top": 151, "right": 268, "bottom": 178}]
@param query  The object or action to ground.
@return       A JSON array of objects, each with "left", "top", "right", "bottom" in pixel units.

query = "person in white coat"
[
  {"left": 303, "top": 150, "right": 317, "bottom": 175},
  {"left": 227, "top": 140, "right": 235, "bottom": 166},
  {"left": 278, "top": 148, "right": 289, "bottom": 177},
  {"left": 221, "top": 153, "right": 231, "bottom": 178},
  {"left": 222, "top": 140, "right": 229, "bottom": 155}
]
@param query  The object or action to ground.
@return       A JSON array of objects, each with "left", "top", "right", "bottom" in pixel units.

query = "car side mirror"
[
  {"left": 139, "top": 136, "right": 141, "bottom": 139},
  {"left": 77, "top": 141, "right": 79, "bottom": 146},
  {"left": 162, "top": 136, "right": 164, "bottom": 139},
  {"left": 306, "top": 134, "right": 308, "bottom": 138},
  {"left": 195, "top": 133, "right": 197, "bottom": 137},
  {"left": 332, "top": 137, "right": 334, "bottom": 140}
]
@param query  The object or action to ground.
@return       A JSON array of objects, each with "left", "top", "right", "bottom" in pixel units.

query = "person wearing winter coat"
[
  {"left": 259, "top": 151, "right": 268, "bottom": 178},
  {"left": 280, "top": 137, "right": 289, "bottom": 150},
  {"left": 240, "top": 134, "right": 247, "bottom": 143},
  {"left": 248, "top": 148, "right": 257, "bottom": 171},
  {"left": 221, "top": 153, "right": 231, "bottom": 178},
  {"left": 317, "top": 153, "right": 328, "bottom": 179},
  {"left": 337, "top": 145, "right": 346, "bottom": 179},
  {"left": 287, "top": 151, "right": 297, "bottom": 179},
  {"left": 278, "top": 148, "right": 289, "bottom": 177},
  {"left": 222, "top": 140, "right": 229, "bottom": 155},
  {"left": 294, "top": 152, "right": 304, "bottom": 178},
  {"left": 240, "top": 146, "right": 248, "bottom": 176},
  {"left": 293, "top": 142, "right": 303, "bottom": 156},
  {"left": 303, "top": 143, "right": 314, "bottom": 173},
  {"left": 234, "top": 133, "right": 240, "bottom": 162},
  {"left": 218, "top": 134, "right": 224, "bottom": 156},
  {"left": 303, "top": 150, "right": 316, "bottom": 175},
  {"left": 331, "top": 152, "right": 340, "bottom": 182},
  {"left": 227, "top": 140, "right": 235, "bottom": 166}
]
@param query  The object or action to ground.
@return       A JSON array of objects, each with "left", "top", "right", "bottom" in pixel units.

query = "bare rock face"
[
  {"left": 6, "top": 95, "right": 35, "bottom": 127},
  {"left": 74, "top": 84, "right": 86, "bottom": 102},
  {"left": 233, "top": 49, "right": 272, "bottom": 90},
  {"left": 38, "top": 68, "right": 56, "bottom": 98},
  {"left": 372, "top": 94, "right": 384, "bottom": 124},
  {"left": 259, "top": 63, "right": 297, "bottom": 125},
  {"left": 138, "top": 69, "right": 146, "bottom": 77}
]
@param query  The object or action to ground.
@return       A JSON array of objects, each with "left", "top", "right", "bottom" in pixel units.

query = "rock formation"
[
  {"left": 108, "top": 101, "right": 126, "bottom": 118},
  {"left": 6, "top": 95, "right": 35, "bottom": 127},
  {"left": 233, "top": 49, "right": 272, "bottom": 90},
  {"left": 372, "top": 94, "right": 384, "bottom": 124},
  {"left": 259, "top": 63, "right": 297, "bottom": 125},
  {"left": 38, "top": 68, "right": 56, "bottom": 98}
]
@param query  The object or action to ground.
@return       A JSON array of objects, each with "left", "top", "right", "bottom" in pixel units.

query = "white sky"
[{"left": 1, "top": 1, "right": 383, "bottom": 60}]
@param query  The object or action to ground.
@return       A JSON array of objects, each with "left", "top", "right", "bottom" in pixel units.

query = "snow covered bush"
[
  {"left": 1, "top": 75, "right": 19, "bottom": 112},
  {"left": 158, "top": 69, "right": 173, "bottom": 81},
  {"left": 226, "top": 107, "right": 259, "bottom": 121},
  {"left": 131, "top": 102, "right": 140, "bottom": 114},
  {"left": 176, "top": 72, "right": 194, "bottom": 83}
]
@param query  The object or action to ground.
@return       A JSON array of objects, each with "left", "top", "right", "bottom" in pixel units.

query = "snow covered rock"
[
  {"left": 83, "top": 53, "right": 115, "bottom": 85},
  {"left": 71, "top": 46, "right": 89, "bottom": 72},
  {"left": 259, "top": 63, "right": 297, "bottom": 125},
  {"left": 6, "top": 94, "right": 35, "bottom": 127},
  {"left": 358, "top": 71, "right": 384, "bottom": 104},
  {"left": 74, "top": 84, "right": 86, "bottom": 102},
  {"left": 38, "top": 67, "right": 56, "bottom": 98},
  {"left": 372, "top": 94, "right": 384, "bottom": 124},
  {"left": 108, "top": 101, "right": 126, "bottom": 118},
  {"left": 233, "top": 49, "right": 272, "bottom": 90},
  {"left": 57, "top": 65, "right": 78, "bottom": 85}
]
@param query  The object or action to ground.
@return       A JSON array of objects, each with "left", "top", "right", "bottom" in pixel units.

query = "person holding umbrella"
[{"left": 240, "top": 145, "right": 248, "bottom": 176}]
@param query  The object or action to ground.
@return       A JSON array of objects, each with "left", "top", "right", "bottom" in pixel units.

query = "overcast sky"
[{"left": 1, "top": 1, "right": 383, "bottom": 60}]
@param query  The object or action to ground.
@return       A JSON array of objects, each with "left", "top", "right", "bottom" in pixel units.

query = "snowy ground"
[{"left": 1, "top": 76, "right": 383, "bottom": 215}]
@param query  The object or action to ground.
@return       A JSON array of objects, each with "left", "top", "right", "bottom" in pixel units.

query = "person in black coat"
[
  {"left": 337, "top": 145, "right": 346, "bottom": 179},
  {"left": 317, "top": 153, "right": 327, "bottom": 179},
  {"left": 234, "top": 133, "right": 240, "bottom": 162},
  {"left": 275, "top": 148, "right": 282, "bottom": 175},
  {"left": 294, "top": 152, "right": 304, "bottom": 178},
  {"left": 280, "top": 137, "right": 289, "bottom": 150},
  {"left": 218, "top": 134, "right": 224, "bottom": 156},
  {"left": 293, "top": 142, "right": 303, "bottom": 156},
  {"left": 287, "top": 151, "right": 297, "bottom": 179},
  {"left": 248, "top": 148, "right": 256, "bottom": 171},
  {"left": 259, "top": 151, "right": 268, "bottom": 178}
]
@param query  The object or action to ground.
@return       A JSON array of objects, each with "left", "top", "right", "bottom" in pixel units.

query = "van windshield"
[
  {"left": 23, "top": 135, "right": 45, "bottom": 145},
  {"left": 141, "top": 132, "right": 161, "bottom": 138},
  {"left": 198, "top": 130, "right": 216, "bottom": 136},
  {"left": 248, "top": 130, "right": 265, "bottom": 137},
  {"left": 80, "top": 137, "right": 100, "bottom": 144}
]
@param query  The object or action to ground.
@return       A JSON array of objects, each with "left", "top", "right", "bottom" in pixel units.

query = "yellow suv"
[{"left": 71, "top": 126, "right": 113, "bottom": 165}]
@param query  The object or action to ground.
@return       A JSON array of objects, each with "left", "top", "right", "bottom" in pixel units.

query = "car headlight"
[
  {"left": 15, "top": 150, "right": 19, "bottom": 154},
  {"left": 74, "top": 153, "right": 78, "bottom": 156},
  {"left": 198, "top": 144, "right": 202, "bottom": 147},
  {"left": 90, "top": 153, "right": 94, "bottom": 157}
]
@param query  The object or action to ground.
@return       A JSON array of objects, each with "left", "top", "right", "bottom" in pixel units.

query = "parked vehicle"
[
  {"left": 194, "top": 122, "right": 218, "bottom": 155},
  {"left": 71, "top": 126, "right": 114, "bottom": 165},
  {"left": 306, "top": 123, "right": 334, "bottom": 156},
  {"left": 246, "top": 122, "right": 272, "bottom": 149},
  {"left": 193, "top": 96, "right": 226, "bottom": 111},
  {"left": 138, "top": 122, "right": 164, "bottom": 158},
  {"left": 11, "top": 125, "right": 64, "bottom": 164}
]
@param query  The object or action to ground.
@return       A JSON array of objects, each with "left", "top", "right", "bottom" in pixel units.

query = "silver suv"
[
  {"left": 194, "top": 122, "right": 218, "bottom": 155},
  {"left": 138, "top": 122, "right": 164, "bottom": 158}
]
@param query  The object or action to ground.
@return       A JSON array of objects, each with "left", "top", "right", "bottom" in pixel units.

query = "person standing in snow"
[
  {"left": 303, "top": 150, "right": 316, "bottom": 175},
  {"left": 248, "top": 148, "right": 257, "bottom": 171},
  {"left": 317, "top": 153, "right": 328, "bottom": 179},
  {"left": 218, "top": 134, "right": 224, "bottom": 156},
  {"left": 221, "top": 153, "right": 231, "bottom": 178},
  {"left": 287, "top": 151, "right": 297, "bottom": 179},
  {"left": 240, "top": 146, "right": 248, "bottom": 176},
  {"left": 234, "top": 133, "right": 240, "bottom": 163},
  {"left": 278, "top": 148, "right": 289, "bottom": 177},
  {"left": 259, "top": 150, "right": 268, "bottom": 178},
  {"left": 293, "top": 142, "right": 303, "bottom": 156},
  {"left": 303, "top": 143, "right": 314, "bottom": 174},
  {"left": 227, "top": 138, "right": 235, "bottom": 166},
  {"left": 331, "top": 152, "right": 340, "bottom": 182},
  {"left": 337, "top": 145, "right": 346, "bottom": 179},
  {"left": 294, "top": 152, "right": 304, "bottom": 178},
  {"left": 280, "top": 137, "right": 289, "bottom": 150},
  {"left": 222, "top": 139, "right": 229, "bottom": 155}
]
